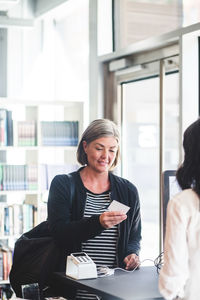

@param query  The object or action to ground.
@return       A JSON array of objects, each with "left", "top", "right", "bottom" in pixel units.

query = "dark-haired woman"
[{"left": 159, "top": 118, "right": 200, "bottom": 300}]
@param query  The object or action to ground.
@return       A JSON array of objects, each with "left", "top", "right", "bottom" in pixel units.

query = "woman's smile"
[{"left": 83, "top": 136, "right": 118, "bottom": 172}]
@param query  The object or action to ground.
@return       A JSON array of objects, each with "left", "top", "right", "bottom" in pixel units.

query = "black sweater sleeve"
[
  {"left": 126, "top": 185, "right": 141, "bottom": 256},
  {"left": 47, "top": 175, "right": 104, "bottom": 249}
]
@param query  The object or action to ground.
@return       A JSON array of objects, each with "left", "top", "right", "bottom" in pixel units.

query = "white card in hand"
[{"left": 108, "top": 200, "right": 130, "bottom": 214}]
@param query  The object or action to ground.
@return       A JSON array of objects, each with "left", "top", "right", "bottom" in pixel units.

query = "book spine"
[
  {"left": 0, "top": 165, "right": 3, "bottom": 191},
  {"left": 2, "top": 251, "right": 8, "bottom": 280},
  {"left": 0, "top": 206, "right": 4, "bottom": 236},
  {"left": 6, "top": 110, "right": 13, "bottom": 146},
  {"left": 4, "top": 207, "right": 9, "bottom": 236},
  {"left": 0, "top": 251, "right": 3, "bottom": 281},
  {"left": 0, "top": 109, "right": 7, "bottom": 146}
]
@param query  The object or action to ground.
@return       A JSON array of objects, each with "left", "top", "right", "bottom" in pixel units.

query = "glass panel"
[
  {"left": 21, "top": 0, "right": 89, "bottom": 102},
  {"left": 54, "top": 0, "right": 89, "bottom": 101},
  {"left": 183, "top": 0, "right": 200, "bottom": 26},
  {"left": 117, "top": 0, "right": 182, "bottom": 49},
  {"left": 97, "top": 0, "right": 113, "bottom": 55},
  {"left": 116, "top": 0, "right": 200, "bottom": 49},
  {"left": 163, "top": 71, "right": 180, "bottom": 171},
  {"left": 122, "top": 76, "right": 160, "bottom": 262}
]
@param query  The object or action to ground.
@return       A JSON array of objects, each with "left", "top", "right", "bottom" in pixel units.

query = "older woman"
[{"left": 48, "top": 119, "right": 141, "bottom": 300}]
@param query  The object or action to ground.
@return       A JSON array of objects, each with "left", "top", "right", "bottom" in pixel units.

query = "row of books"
[
  {"left": 0, "top": 203, "right": 35, "bottom": 237},
  {"left": 0, "top": 109, "right": 13, "bottom": 147},
  {"left": 0, "top": 165, "right": 38, "bottom": 191},
  {"left": 41, "top": 121, "right": 79, "bottom": 146},
  {"left": 0, "top": 163, "right": 79, "bottom": 192},
  {"left": 18, "top": 121, "right": 37, "bottom": 146},
  {"left": 0, "top": 119, "right": 79, "bottom": 147},
  {"left": 0, "top": 246, "right": 12, "bottom": 281}
]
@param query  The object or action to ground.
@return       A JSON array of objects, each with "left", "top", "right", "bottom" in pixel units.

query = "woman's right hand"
[{"left": 99, "top": 211, "right": 127, "bottom": 229}]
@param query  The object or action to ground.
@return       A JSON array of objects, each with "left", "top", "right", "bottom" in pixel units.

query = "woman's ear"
[{"left": 82, "top": 140, "right": 87, "bottom": 153}]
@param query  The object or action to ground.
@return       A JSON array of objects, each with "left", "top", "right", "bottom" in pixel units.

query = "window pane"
[
  {"left": 97, "top": 0, "right": 113, "bottom": 55},
  {"left": 122, "top": 76, "right": 160, "bottom": 262},
  {"left": 54, "top": 0, "right": 89, "bottom": 101},
  {"left": 116, "top": 0, "right": 200, "bottom": 50},
  {"left": 163, "top": 71, "right": 180, "bottom": 170},
  {"left": 183, "top": 0, "right": 200, "bottom": 26},
  {"left": 118, "top": 0, "right": 182, "bottom": 49},
  {"left": 21, "top": 0, "right": 89, "bottom": 102}
]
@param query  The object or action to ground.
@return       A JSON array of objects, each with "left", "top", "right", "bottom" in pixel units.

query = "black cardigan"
[{"left": 47, "top": 167, "right": 141, "bottom": 268}]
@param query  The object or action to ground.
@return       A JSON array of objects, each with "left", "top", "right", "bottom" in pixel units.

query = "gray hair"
[{"left": 77, "top": 119, "right": 120, "bottom": 170}]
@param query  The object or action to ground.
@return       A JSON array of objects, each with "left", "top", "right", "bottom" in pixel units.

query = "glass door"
[
  {"left": 119, "top": 57, "right": 180, "bottom": 261},
  {"left": 163, "top": 69, "right": 180, "bottom": 171}
]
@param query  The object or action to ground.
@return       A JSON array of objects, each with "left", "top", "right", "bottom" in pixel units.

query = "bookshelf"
[{"left": 0, "top": 99, "right": 85, "bottom": 282}]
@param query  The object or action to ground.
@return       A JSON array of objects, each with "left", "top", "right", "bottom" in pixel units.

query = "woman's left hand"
[{"left": 124, "top": 253, "right": 140, "bottom": 270}]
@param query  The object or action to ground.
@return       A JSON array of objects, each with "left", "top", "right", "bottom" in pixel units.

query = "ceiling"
[
  {"left": 0, "top": 0, "right": 69, "bottom": 28},
  {"left": 0, "top": 0, "right": 19, "bottom": 12},
  {"left": 0, "top": 0, "right": 69, "bottom": 17}
]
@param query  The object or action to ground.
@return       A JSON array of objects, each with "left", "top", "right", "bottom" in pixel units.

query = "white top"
[{"left": 159, "top": 189, "right": 200, "bottom": 300}]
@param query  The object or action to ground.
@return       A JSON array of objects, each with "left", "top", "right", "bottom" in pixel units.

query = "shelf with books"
[
  {"left": 0, "top": 100, "right": 85, "bottom": 250},
  {"left": 17, "top": 121, "right": 37, "bottom": 147},
  {"left": 0, "top": 100, "right": 84, "bottom": 148},
  {"left": 0, "top": 245, "right": 13, "bottom": 282},
  {"left": 0, "top": 164, "right": 38, "bottom": 192},
  {"left": 0, "top": 201, "right": 36, "bottom": 236},
  {"left": 0, "top": 98, "right": 85, "bottom": 297},
  {"left": 40, "top": 120, "right": 78, "bottom": 146}
]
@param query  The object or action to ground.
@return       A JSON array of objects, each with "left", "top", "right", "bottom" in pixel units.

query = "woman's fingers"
[
  {"left": 99, "top": 211, "right": 127, "bottom": 228},
  {"left": 124, "top": 254, "right": 140, "bottom": 270}
]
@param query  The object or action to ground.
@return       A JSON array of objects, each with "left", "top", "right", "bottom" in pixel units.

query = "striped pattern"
[{"left": 76, "top": 191, "right": 118, "bottom": 300}]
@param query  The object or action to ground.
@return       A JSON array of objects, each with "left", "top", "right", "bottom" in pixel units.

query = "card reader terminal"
[
  {"left": 71, "top": 252, "right": 93, "bottom": 264},
  {"left": 66, "top": 252, "right": 97, "bottom": 279}
]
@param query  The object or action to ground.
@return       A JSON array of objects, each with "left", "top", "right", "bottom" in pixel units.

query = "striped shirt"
[{"left": 76, "top": 190, "right": 118, "bottom": 300}]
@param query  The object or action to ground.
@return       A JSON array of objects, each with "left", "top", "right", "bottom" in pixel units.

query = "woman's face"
[{"left": 83, "top": 136, "right": 118, "bottom": 173}]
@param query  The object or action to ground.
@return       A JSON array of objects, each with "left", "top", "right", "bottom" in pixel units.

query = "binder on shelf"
[
  {"left": 13, "top": 204, "right": 23, "bottom": 236},
  {"left": 0, "top": 164, "right": 38, "bottom": 191},
  {"left": 41, "top": 121, "right": 79, "bottom": 146},
  {"left": 7, "top": 206, "right": 13, "bottom": 236},
  {"left": 0, "top": 109, "right": 13, "bottom": 147},
  {"left": 23, "top": 204, "right": 34, "bottom": 233},
  {"left": 0, "top": 206, "right": 4, "bottom": 236},
  {"left": 27, "top": 165, "right": 38, "bottom": 190},
  {"left": 6, "top": 110, "right": 13, "bottom": 146},
  {"left": 17, "top": 121, "right": 37, "bottom": 147},
  {"left": 0, "top": 109, "right": 7, "bottom": 147},
  {"left": 0, "top": 251, "right": 3, "bottom": 281},
  {"left": 3, "top": 205, "right": 14, "bottom": 236},
  {"left": 4, "top": 207, "right": 9, "bottom": 236},
  {"left": 0, "top": 165, "right": 3, "bottom": 191},
  {"left": 0, "top": 202, "right": 35, "bottom": 237},
  {"left": 0, "top": 246, "right": 12, "bottom": 281}
]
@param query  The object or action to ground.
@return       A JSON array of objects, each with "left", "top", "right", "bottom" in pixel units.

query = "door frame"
[{"left": 103, "top": 46, "right": 180, "bottom": 252}]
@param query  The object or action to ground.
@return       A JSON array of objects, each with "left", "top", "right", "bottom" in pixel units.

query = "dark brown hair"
[{"left": 176, "top": 118, "right": 200, "bottom": 196}]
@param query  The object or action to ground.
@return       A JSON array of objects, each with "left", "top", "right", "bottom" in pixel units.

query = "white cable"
[{"left": 97, "top": 255, "right": 163, "bottom": 277}]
